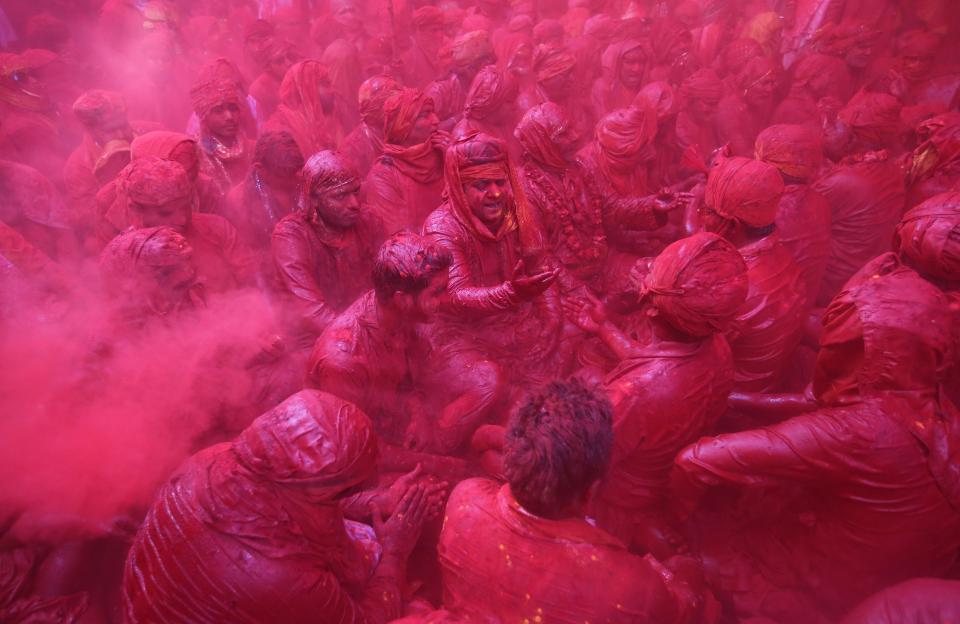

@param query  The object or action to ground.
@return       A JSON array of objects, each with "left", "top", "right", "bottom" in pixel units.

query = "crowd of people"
[{"left": 1, "top": 0, "right": 960, "bottom": 622}]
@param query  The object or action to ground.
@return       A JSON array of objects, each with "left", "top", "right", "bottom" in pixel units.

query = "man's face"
[
  {"left": 407, "top": 102, "right": 439, "bottom": 145},
  {"left": 901, "top": 51, "right": 935, "bottom": 82},
  {"left": 258, "top": 159, "right": 302, "bottom": 195},
  {"left": 132, "top": 196, "right": 194, "bottom": 233},
  {"left": 91, "top": 118, "right": 134, "bottom": 147},
  {"left": 744, "top": 71, "right": 778, "bottom": 110},
  {"left": 312, "top": 180, "right": 361, "bottom": 229},
  {"left": 151, "top": 246, "right": 198, "bottom": 300},
  {"left": 540, "top": 69, "right": 574, "bottom": 100},
  {"left": 464, "top": 178, "right": 509, "bottom": 229},
  {"left": 204, "top": 102, "right": 241, "bottom": 140},
  {"left": 268, "top": 50, "right": 299, "bottom": 81},
  {"left": 552, "top": 121, "right": 581, "bottom": 160},
  {"left": 620, "top": 48, "right": 646, "bottom": 90},
  {"left": 687, "top": 97, "right": 716, "bottom": 123},
  {"left": 411, "top": 269, "right": 450, "bottom": 321}
]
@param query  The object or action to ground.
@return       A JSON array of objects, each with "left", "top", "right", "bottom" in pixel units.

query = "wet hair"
[
  {"left": 372, "top": 231, "right": 452, "bottom": 301},
  {"left": 253, "top": 130, "right": 305, "bottom": 173},
  {"left": 504, "top": 378, "right": 613, "bottom": 517}
]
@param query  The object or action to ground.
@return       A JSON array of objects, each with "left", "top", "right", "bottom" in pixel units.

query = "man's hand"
[
  {"left": 562, "top": 292, "right": 608, "bottom": 334},
  {"left": 376, "top": 463, "right": 448, "bottom": 516},
  {"left": 508, "top": 259, "right": 559, "bottom": 301},
  {"left": 430, "top": 130, "right": 452, "bottom": 152},
  {"left": 372, "top": 480, "right": 445, "bottom": 559}
]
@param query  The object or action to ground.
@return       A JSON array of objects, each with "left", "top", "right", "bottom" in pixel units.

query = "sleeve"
[
  {"left": 272, "top": 223, "right": 338, "bottom": 334},
  {"left": 423, "top": 216, "right": 523, "bottom": 314},
  {"left": 674, "top": 410, "right": 858, "bottom": 489},
  {"left": 276, "top": 565, "right": 402, "bottom": 624},
  {"left": 208, "top": 215, "right": 259, "bottom": 287}
]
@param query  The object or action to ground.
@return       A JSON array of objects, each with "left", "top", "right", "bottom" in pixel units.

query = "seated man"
[
  {"left": 439, "top": 379, "right": 707, "bottom": 623},
  {"left": 123, "top": 390, "right": 445, "bottom": 623},
  {"left": 308, "top": 231, "right": 501, "bottom": 461},
  {"left": 272, "top": 150, "right": 382, "bottom": 352},
  {"left": 120, "top": 158, "right": 257, "bottom": 293}
]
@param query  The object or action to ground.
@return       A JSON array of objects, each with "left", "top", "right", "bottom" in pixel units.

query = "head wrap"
[
  {"left": 99, "top": 226, "right": 192, "bottom": 291},
  {"left": 893, "top": 192, "right": 960, "bottom": 282},
  {"left": 601, "top": 39, "right": 648, "bottom": 84},
  {"left": 907, "top": 112, "right": 960, "bottom": 187},
  {"left": 719, "top": 38, "right": 764, "bottom": 77},
  {"left": 583, "top": 14, "right": 616, "bottom": 40},
  {"left": 838, "top": 91, "right": 903, "bottom": 147},
  {"left": 595, "top": 106, "right": 657, "bottom": 165},
  {"left": 680, "top": 68, "right": 723, "bottom": 104},
  {"left": 633, "top": 81, "right": 677, "bottom": 119},
  {"left": 705, "top": 156, "right": 784, "bottom": 227},
  {"left": 465, "top": 65, "right": 518, "bottom": 120},
  {"left": 755, "top": 124, "right": 823, "bottom": 182},
  {"left": 72, "top": 90, "right": 129, "bottom": 131},
  {"left": 533, "top": 19, "right": 564, "bottom": 47},
  {"left": 444, "top": 134, "right": 539, "bottom": 252},
  {"left": 532, "top": 44, "right": 576, "bottom": 82},
  {"left": 791, "top": 53, "right": 849, "bottom": 97},
  {"left": 357, "top": 74, "right": 402, "bottom": 125},
  {"left": 382, "top": 89, "right": 442, "bottom": 183},
  {"left": 232, "top": 390, "right": 378, "bottom": 499},
  {"left": 741, "top": 12, "right": 784, "bottom": 51},
  {"left": 515, "top": 102, "right": 570, "bottom": 170},
  {"left": 321, "top": 39, "right": 362, "bottom": 107},
  {"left": 897, "top": 29, "right": 940, "bottom": 58},
  {"left": 121, "top": 157, "right": 193, "bottom": 207},
  {"left": 382, "top": 88, "right": 432, "bottom": 145},
  {"left": 132, "top": 131, "right": 196, "bottom": 162},
  {"left": 255, "top": 36, "right": 297, "bottom": 68},
  {"left": 413, "top": 6, "right": 445, "bottom": 29},
  {"left": 299, "top": 150, "right": 360, "bottom": 214},
  {"left": 450, "top": 31, "right": 495, "bottom": 69},
  {"left": 190, "top": 76, "right": 243, "bottom": 120},
  {"left": 275, "top": 60, "right": 335, "bottom": 157},
  {"left": 640, "top": 232, "right": 748, "bottom": 337}
]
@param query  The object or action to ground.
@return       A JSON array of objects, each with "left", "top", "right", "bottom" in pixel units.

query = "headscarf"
[
  {"left": 838, "top": 91, "right": 903, "bottom": 147},
  {"left": 120, "top": 157, "right": 193, "bottom": 208},
  {"left": 322, "top": 39, "right": 362, "bottom": 107},
  {"left": 754, "top": 124, "right": 823, "bottom": 182},
  {"left": 444, "top": 133, "right": 540, "bottom": 252},
  {"left": 190, "top": 58, "right": 245, "bottom": 121},
  {"left": 273, "top": 60, "right": 335, "bottom": 158},
  {"left": 594, "top": 106, "right": 657, "bottom": 195},
  {"left": 232, "top": 390, "right": 378, "bottom": 500},
  {"left": 357, "top": 74, "right": 402, "bottom": 126},
  {"left": 633, "top": 81, "right": 677, "bottom": 120},
  {"left": 72, "top": 90, "right": 128, "bottom": 130},
  {"left": 450, "top": 30, "right": 495, "bottom": 70},
  {"left": 514, "top": 102, "right": 570, "bottom": 171},
  {"left": 132, "top": 131, "right": 197, "bottom": 163},
  {"left": 533, "top": 45, "right": 576, "bottom": 82},
  {"left": 893, "top": 192, "right": 960, "bottom": 282},
  {"left": 99, "top": 226, "right": 192, "bottom": 293},
  {"left": 600, "top": 39, "right": 647, "bottom": 84},
  {"left": 0, "top": 49, "right": 57, "bottom": 112},
  {"left": 907, "top": 112, "right": 960, "bottom": 187},
  {"left": 680, "top": 68, "right": 723, "bottom": 105},
  {"left": 381, "top": 88, "right": 443, "bottom": 183},
  {"left": 299, "top": 150, "right": 360, "bottom": 216},
  {"left": 705, "top": 156, "right": 784, "bottom": 227},
  {"left": 639, "top": 232, "right": 748, "bottom": 337},
  {"left": 741, "top": 12, "right": 784, "bottom": 56},
  {"left": 464, "top": 65, "right": 518, "bottom": 120}
]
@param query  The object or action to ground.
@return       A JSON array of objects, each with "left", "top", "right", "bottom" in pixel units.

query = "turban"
[
  {"left": 357, "top": 74, "right": 402, "bottom": 124},
  {"left": 532, "top": 45, "right": 576, "bottom": 82},
  {"left": 634, "top": 81, "right": 677, "bottom": 119},
  {"left": 680, "top": 68, "right": 723, "bottom": 104},
  {"left": 838, "top": 91, "right": 903, "bottom": 146},
  {"left": 382, "top": 88, "right": 432, "bottom": 144},
  {"left": 413, "top": 6, "right": 445, "bottom": 29},
  {"left": 465, "top": 65, "right": 518, "bottom": 120},
  {"left": 583, "top": 14, "right": 616, "bottom": 40},
  {"left": 640, "top": 232, "right": 748, "bottom": 337},
  {"left": 515, "top": 101, "right": 570, "bottom": 170},
  {"left": 595, "top": 106, "right": 657, "bottom": 162},
  {"left": 720, "top": 38, "right": 764, "bottom": 76},
  {"left": 132, "top": 131, "right": 196, "bottom": 161},
  {"left": 898, "top": 29, "right": 940, "bottom": 58},
  {"left": 233, "top": 390, "right": 378, "bottom": 499},
  {"left": 907, "top": 112, "right": 960, "bottom": 186},
  {"left": 444, "top": 133, "right": 539, "bottom": 252},
  {"left": 190, "top": 77, "right": 242, "bottom": 120},
  {"left": 742, "top": 12, "right": 784, "bottom": 47},
  {"left": 533, "top": 19, "right": 564, "bottom": 46},
  {"left": 122, "top": 157, "right": 193, "bottom": 206},
  {"left": 508, "top": 14, "right": 534, "bottom": 33},
  {"left": 450, "top": 31, "right": 495, "bottom": 69},
  {"left": 893, "top": 192, "right": 960, "bottom": 282},
  {"left": 72, "top": 89, "right": 128, "bottom": 129},
  {"left": 705, "top": 156, "right": 784, "bottom": 227},
  {"left": 755, "top": 124, "right": 823, "bottom": 182},
  {"left": 299, "top": 150, "right": 360, "bottom": 212},
  {"left": 99, "top": 226, "right": 192, "bottom": 287},
  {"left": 601, "top": 39, "right": 647, "bottom": 82}
]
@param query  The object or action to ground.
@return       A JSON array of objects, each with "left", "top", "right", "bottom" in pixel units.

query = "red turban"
[
  {"left": 532, "top": 45, "right": 576, "bottom": 82},
  {"left": 595, "top": 106, "right": 657, "bottom": 165},
  {"left": 299, "top": 150, "right": 360, "bottom": 214},
  {"left": 99, "top": 226, "right": 192, "bottom": 290},
  {"left": 131, "top": 131, "right": 196, "bottom": 161},
  {"left": 633, "top": 81, "right": 677, "bottom": 119},
  {"left": 907, "top": 112, "right": 960, "bottom": 187},
  {"left": 190, "top": 77, "right": 243, "bottom": 120},
  {"left": 232, "top": 390, "right": 378, "bottom": 499},
  {"left": 121, "top": 157, "right": 193, "bottom": 207},
  {"left": 680, "top": 68, "right": 723, "bottom": 104},
  {"left": 893, "top": 192, "right": 960, "bottom": 282},
  {"left": 382, "top": 88, "right": 432, "bottom": 145},
  {"left": 755, "top": 124, "right": 823, "bottom": 182},
  {"left": 838, "top": 91, "right": 903, "bottom": 146},
  {"left": 640, "top": 232, "right": 748, "bottom": 337},
  {"left": 450, "top": 30, "right": 495, "bottom": 69},
  {"left": 357, "top": 74, "right": 402, "bottom": 125},
  {"left": 514, "top": 101, "right": 570, "bottom": 170},
  {"left": 705, "top": 156, "right": 784, "bottom": 227},
  {"left": 719, "top": 38, "right": 763, "bottom": 76},
  {"left": 464, "top": 65, "right": 518, "bottom": 120},
  {"left": 72, "top": 89, "right": 128, "bottom": 130}
]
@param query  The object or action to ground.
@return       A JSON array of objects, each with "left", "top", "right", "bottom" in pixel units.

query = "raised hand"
[
  {"left": 372, "top": 482, "right": 431, "bottom": 559},
  {"left": 509, "top": 259, "right": 559, "bottom": 301}
]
